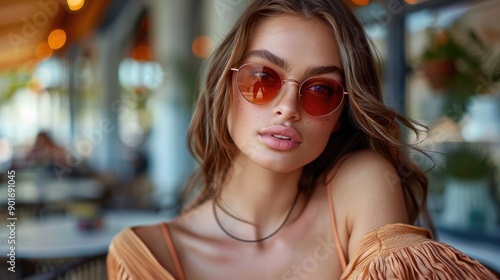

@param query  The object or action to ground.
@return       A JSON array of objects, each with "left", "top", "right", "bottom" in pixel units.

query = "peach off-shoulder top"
[{"left": 107, "top": 222, "right": 496, "bottom": 280}]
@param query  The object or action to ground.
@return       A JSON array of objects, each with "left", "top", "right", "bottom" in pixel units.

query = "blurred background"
[{"left": 0, "top": 0, "right": 499, "bottom": 279}]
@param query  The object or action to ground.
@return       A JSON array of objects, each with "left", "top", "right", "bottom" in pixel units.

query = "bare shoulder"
[
  {"left": 327, "top": 150, "right": 408, "bottom": 258},
  {"left": 327, "top": 149, "right": 403, "bottom": 197},
  {"left": 331, "top": 149, "right": 396, "bottom": 176}
]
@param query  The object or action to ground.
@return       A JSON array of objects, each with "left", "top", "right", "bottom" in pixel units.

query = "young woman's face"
[{"left": 228, "top": 15, "right": 345, "bottom": 173}]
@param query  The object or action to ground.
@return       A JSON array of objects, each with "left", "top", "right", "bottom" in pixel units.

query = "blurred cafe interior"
[{"left": 0, "top": 0, "right": 499, "bottom": 278}]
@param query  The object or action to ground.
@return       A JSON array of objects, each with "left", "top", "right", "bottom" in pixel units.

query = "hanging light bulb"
[
  {"left": 67, "top": 0, "right": 85, "bottom": 11},
  {"left": 351, "top": 0, "right": 370, "bottom": 7},
  {"left": 48, "top": 29, "right": 67, "bottom": 50}
]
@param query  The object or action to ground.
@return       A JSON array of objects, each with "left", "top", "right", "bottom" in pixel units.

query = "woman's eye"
[
  {"left": 251, "top": 69, "right": 280, "bottom": 85},
  {"left": 307, "top": 84, "right": 334, "bottom": 96},
  {"left": 252, "top": 71, "right": 272, "bottom": 81},
  {"left": 254, "top": 72, "right": 268, "bottom": 79}
]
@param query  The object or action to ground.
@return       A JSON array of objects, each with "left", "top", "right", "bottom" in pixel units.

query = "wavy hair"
[{"left": 184, "top": 0, "right": 432, "bottom": 230}]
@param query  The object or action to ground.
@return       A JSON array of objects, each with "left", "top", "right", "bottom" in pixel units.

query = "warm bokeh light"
[
  {"left": 404, "top": 0, "right": 419, "bottom": 4},
  {"left": 131, "top": 45, "right": 153, "bottom": 61},
  {"left": 67, "top": 0, "right": 85, "bottom": 11},
  {"left": 192, "top": 36, "right": 213, "bottom": 58},
  {"left": 35, "top": 42, "right": 53, "bottom": 61},
  {"left": 48, "top": 29, "right": 67, "bottom": 50},
  {"left": 351, "top": 0, "right": 370, "bottom": 6}
]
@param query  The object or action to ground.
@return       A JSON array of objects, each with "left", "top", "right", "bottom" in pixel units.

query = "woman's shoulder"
[
  {"left": 330, "top": 149, "right": 396, "bottom": 179},
  {"left": 326, "top": 149, "right": 400, "bottom": 196},
  {"left": 107, "top": 223, "right": 176, "bottom": 280},
  {"left": 326, "top": 149, "right": 405, "bottom": 217},
  {"left": 340, "top": 223, "right": 496, "bottom": 280},
  {"left": 326, "top": 149, "right": 408, "bottom": 259}
]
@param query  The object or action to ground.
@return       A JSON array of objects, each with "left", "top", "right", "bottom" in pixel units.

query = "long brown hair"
[{"left": 184, "top": 0, "right": 432, "bottom": 229}]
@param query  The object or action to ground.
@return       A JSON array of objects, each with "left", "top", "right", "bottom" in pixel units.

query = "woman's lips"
[{"left": 259, "top": 125, "right": 302, "bottom": 151}]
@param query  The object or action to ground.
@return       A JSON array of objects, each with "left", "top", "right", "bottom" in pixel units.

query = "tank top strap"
[
  {"left": 160, "top": 223, "right": 186, "bottom": 280},
  {"left": 327, "top": 185, "right": 347, "bottom": 271}
]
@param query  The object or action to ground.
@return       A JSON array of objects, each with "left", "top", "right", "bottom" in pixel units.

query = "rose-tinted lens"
[
  {"left": 237, "top": 65, "right": 282, "bottom": 104},
  {"left": 300, "top": 78, "right": 345, "bottom": 116}
]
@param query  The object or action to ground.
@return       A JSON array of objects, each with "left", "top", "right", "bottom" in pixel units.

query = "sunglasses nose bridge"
[
  {"left": 282, "top": 78, "right": 300, "bottom": 88},
  {"left": 281, "top": 78, "right": 301, "bottom": 96},
  {"left": 275, "top": 78, "right": 302, "bottom": 109}
]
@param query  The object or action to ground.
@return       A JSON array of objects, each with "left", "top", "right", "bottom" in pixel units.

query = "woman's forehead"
[{"left": 242, "top": 15, "right": 343, "bottom": 78}]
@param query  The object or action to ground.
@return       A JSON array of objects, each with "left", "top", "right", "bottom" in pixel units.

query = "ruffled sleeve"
[
  {"left": 340, "top": 223, "right": 497, "bottom": 280},
  {"left": 107, "top": 228, "right": 176, "bottom": 280}
]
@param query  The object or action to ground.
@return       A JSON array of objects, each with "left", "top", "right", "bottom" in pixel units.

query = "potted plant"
[
  {"left": 418, "top": 28, "right": 500, "bottom": 122},
  {"left": 440, "top": 144, "right": 498, "bottom": 231},
  {"left": 419, "top": 28, "right": 468, "bottom": 91}
]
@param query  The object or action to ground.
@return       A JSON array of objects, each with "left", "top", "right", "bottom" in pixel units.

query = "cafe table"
[
  {"left": 0, "top": 210, "right": 170, "bottom": 259},
  {"left": 0, "top": 177, "right": 106, "bottom": 205}
]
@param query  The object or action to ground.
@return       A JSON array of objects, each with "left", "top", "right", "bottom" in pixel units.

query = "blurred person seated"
[
  {"left": 12, "top": 131, "right": 92, "bottom": 178},
  {"left": 25, "top": 131, "right": 70, "bottom": 168}
]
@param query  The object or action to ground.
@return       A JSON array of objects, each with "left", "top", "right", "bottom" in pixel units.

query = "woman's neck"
[{"left": 218, "top": 156, "right": 304, "bottom": 229}]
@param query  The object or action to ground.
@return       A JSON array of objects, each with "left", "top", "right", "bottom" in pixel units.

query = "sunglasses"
[{"left": 230, "top": 63, "right": 348, "bottom": 116}]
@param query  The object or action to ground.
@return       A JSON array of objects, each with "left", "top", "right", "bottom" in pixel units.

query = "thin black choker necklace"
[
  {"left": 216, "top": 199, "right": 257, "bottom": 225},
  {"left": 213, "top": 191, "right": 300, "bottom": 243}
]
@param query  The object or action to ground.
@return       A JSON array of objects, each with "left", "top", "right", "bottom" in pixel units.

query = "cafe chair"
[{"left": 23, "top": 254, "right": 107, "bottom": 280}]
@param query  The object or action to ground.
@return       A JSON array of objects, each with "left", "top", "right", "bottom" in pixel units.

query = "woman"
[{"left": 107, "top": 0, "right": 496, "bottom": 279}]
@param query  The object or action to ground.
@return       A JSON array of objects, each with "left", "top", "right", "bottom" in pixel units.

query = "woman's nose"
[{"left": 272, "top": 80, "right": 302, "bottom": 121}]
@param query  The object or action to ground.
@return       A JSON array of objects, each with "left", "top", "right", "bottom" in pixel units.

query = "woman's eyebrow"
[
  {"left": 244, "top": 49, "right": 289, "bottom": 70},
  {"left": 305, "top": 65, "right": 344, "bottom": 77},
  {"left": 244, "top": 49, "right": 344, "bottom": 77}
]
